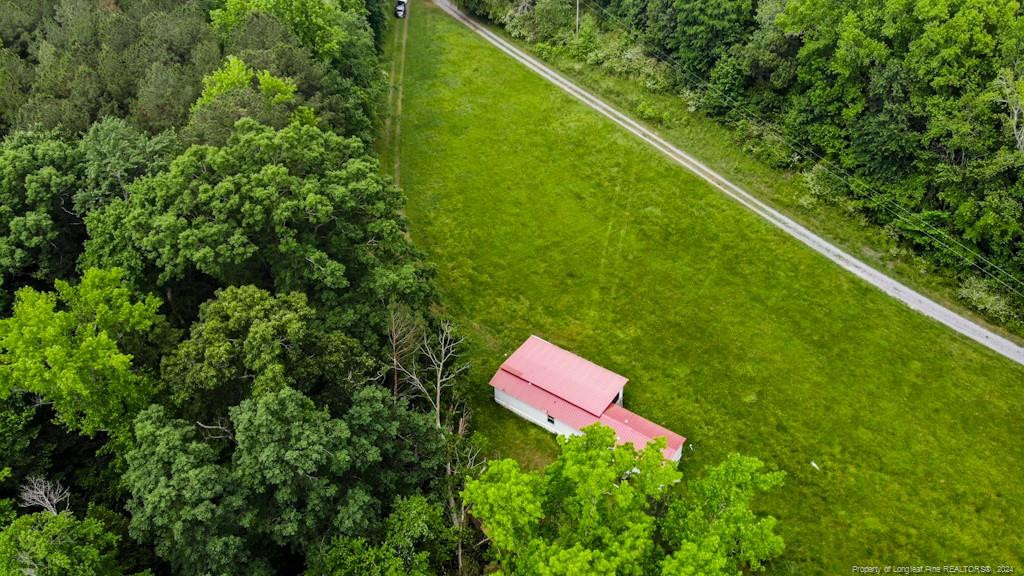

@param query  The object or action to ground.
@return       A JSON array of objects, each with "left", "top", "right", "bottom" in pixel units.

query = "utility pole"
[{"left": 576, "top": 0, "right": 580, "bottom": 36}]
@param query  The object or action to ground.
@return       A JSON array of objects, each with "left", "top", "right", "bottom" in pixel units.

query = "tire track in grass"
[
  {"left": 393, "top": 11, "right": 410, "bottom": 185},
  {"left": 382, "top": 16, "right": 400, "bottom": 153}
]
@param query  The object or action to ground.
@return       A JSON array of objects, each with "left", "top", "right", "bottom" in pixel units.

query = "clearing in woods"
[{"left": 388, "top": 2, "right": 1024, "bottom": 573}]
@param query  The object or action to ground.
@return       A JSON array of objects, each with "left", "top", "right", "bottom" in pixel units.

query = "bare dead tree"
[
  {"left": 394, "top": 319, "right": 483, "bottom": 571},
  {"left": 397, "top": 320, "right": 468, "bottom": 429},
  {"left": 18, "top": 476, "right": 70, "bottom": 515},
  {"left": 445, "top": 425, "right": 486, "bottom": 572},
  {"left": 386, "top": 303, "right": 422, "bottom": 397},
  {"left": 195, "top": 418, "right": 234, "bottom": 441}
]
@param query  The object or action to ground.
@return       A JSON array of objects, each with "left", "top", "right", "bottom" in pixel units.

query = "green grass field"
[
  {"left": 518, "top": 44, "right": 1024, "bottom": 346},
  {"left": 391, "top": 2, "right": 1024, "bottom": 572}
]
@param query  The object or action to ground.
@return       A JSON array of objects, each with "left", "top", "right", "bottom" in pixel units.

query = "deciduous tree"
[
  {"left": 0, "top": 129, "right": 83, "bottom": 311},
  {"left": 161, "top": 285, "right": 372, "bottom": 421},
  {"left": 0, "top": 510, "right": 122, "bottom": 576},
  {"left": 126, "top": 386, "right": 446, "bottom": 575},
  {"left": 183, "top": 55, "right": 300, "bottom": 144},
  {"left": 660, "top": 453, "right": 785, "bottom": 574},
  {"left": 0, "top": 268, "right": 172, "bottom": 440},
  {"left": 464, "top": 425, "right": 785, "bottom": 575},
  {"left": 307, "top": 495, "right": 449, "bottom": 576},
  {"left": 83, "top": 119, "right": 431, "bottom": 339},
  {"left": 76, "top": 117, "right": 177, "bottom": 216},
  {"left": 124, "top": 404, "right": 260, "bottom": 576}
]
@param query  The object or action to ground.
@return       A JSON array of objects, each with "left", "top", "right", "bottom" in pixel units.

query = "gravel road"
[{"left": 431, "top": 0, "right": 1024, "bottom": 365}]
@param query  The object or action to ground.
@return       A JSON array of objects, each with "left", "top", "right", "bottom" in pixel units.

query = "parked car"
[{"left": 395, "top": 0, "right": 407, "bottom": 18}]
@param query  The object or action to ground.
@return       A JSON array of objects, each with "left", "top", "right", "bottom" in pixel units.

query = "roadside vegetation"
[
  {"left": 395, "top": 3, "right": 1024, "bottom": 573},
  {"left": 455, "top": 0, "right": 1024, "bottom": 339}
]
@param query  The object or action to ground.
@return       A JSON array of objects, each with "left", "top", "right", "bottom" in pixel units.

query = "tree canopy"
[
  {"left": 83, "top": 118, "right": 431, "bottom": 337},
  {"left": 0, "top": 0, "right": 458, "bottom": 573},
  {"left": 308, "top": 495, "right": 450, "bottom": 576},
  {"left": 160, "top": 285, "right": 373, "bottom": 421},
  {"left": 75, "top": 117, "right": 177, "bottom": 216},
  {"left": 463, "top": 425, "right": 784, "bottom": 575},
  {"left": 125, "top": 386, "right": 445, "bottom": 575},
  {"left": 0, "top": 129, "right": 83, "bottom": 312},
  {"left": 0, "top": 510, "right": 122, "bottom": 576},
  {"left": 0, "top": 268, "right": 171, "bottom": 440},
  {"left": 0, "top": 0, "right": 221, "bottom": 135}
]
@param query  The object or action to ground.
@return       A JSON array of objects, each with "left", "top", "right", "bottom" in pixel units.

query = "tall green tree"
[
  {"left": 229, "top": 386, "right": 356, "bottom": 548},
  {"left": 210, "top": 0, "right": 381, "bottom": 138},
  {"left": 161, "top": 285, "right": 372, "bottom": 421},
  {"left": 659, "top": 454, "right": 785, "bottom": 574},
  {"left": 463, "top": 425, "right": 784, "bottom": 575},
  {"left": 0, "top": 1, "right": 55, "bottom": 56},
  {"left": 183, "top": 55, "right": 301, "bottom": 145},
  {"left": 0, "top": 129, "right": 83, "bottom": 311},
  {"left": 212, "top": 0, "right": 376, "bottom": 77},
  {"left": 220, "top": 10, "right": 372, "bottom": 135},
  {"left": 0, "top": 45, "right": 31, "bottom": 134},
  {"left": 126, "top": 386, "right": 446, "bottom": 575},
  {"left": 124, "top": 404, "right": 260, "bottom": 576},
  {"left": 0, "top": 268, "right": 172, "bottom": 441},
  {"left": 0, "top": 510, "right": 122, "bottom": 576},
  {"left": 307, "top": 537, "right": 408, "bottom": 576},
  {"left": 75, "top": 117, "right": 177, "bottom": 216},
  {"left": 673, "top": 0, "right": 754, "bottom": 79},
  {"left": 0, "top": 468, "right": 13, "bottom": 528},
  {"left": 307, "top": 495, "right": 450, "bottom": 576},
  {"left": 0, "top": 396, "right": 38, "bottom": 486},
  {"left": 82, "top": 119, "right": 432, "bottom": 339},
  {"left": 3, "top": 0, "right": 220, "bottom": 134}
]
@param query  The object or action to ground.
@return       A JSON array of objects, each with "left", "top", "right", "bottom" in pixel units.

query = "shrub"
[{"left": 957, "top": 276, "right": 1020, "bottom": 327}]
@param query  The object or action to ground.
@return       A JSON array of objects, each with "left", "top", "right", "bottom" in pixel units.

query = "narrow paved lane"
[{"left": 428, "top": 0, "right": 1024, "bottom": 365}]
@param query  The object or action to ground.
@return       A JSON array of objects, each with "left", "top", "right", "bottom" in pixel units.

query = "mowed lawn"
[{"left": 394, "top": 2, "right": 1024, "bottom": 573}]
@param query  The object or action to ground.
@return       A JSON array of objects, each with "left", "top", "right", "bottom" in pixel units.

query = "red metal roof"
[
  {"left": 500, "top": 335, "right": 626, "bottom": 416},
  {"left": 491, "top": 369, "right": 597, "bottom": 430},
  {"left": 600, "top": 403, "right": 686, "bottom": 459},
  {"left": 490, "top": 336, "right": 686, "bottom": 460}
]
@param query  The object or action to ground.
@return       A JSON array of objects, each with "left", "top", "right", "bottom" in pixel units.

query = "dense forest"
[
  {"left": 0, "top": 0, "right": 782, "bottom": 574},
  {"left": 458, "top": 0, "right": 1024, "bottom": 330}
]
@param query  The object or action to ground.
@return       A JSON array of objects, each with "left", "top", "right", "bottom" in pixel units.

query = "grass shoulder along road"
[
  {"left": 392, "top": 2, "right": 1024, "bottom": 573},
  {"left": 473, "top": 4, "right": 1024, "bottom": 349}
]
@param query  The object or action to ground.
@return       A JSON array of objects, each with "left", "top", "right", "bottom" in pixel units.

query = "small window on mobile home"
[{"left": 547, "top": 414, "right": 555, "bottom": 424}]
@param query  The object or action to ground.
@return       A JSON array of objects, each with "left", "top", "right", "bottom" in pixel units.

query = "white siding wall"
[{"left": 494, "top": 389, "right": 582, "bottom": 437}]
